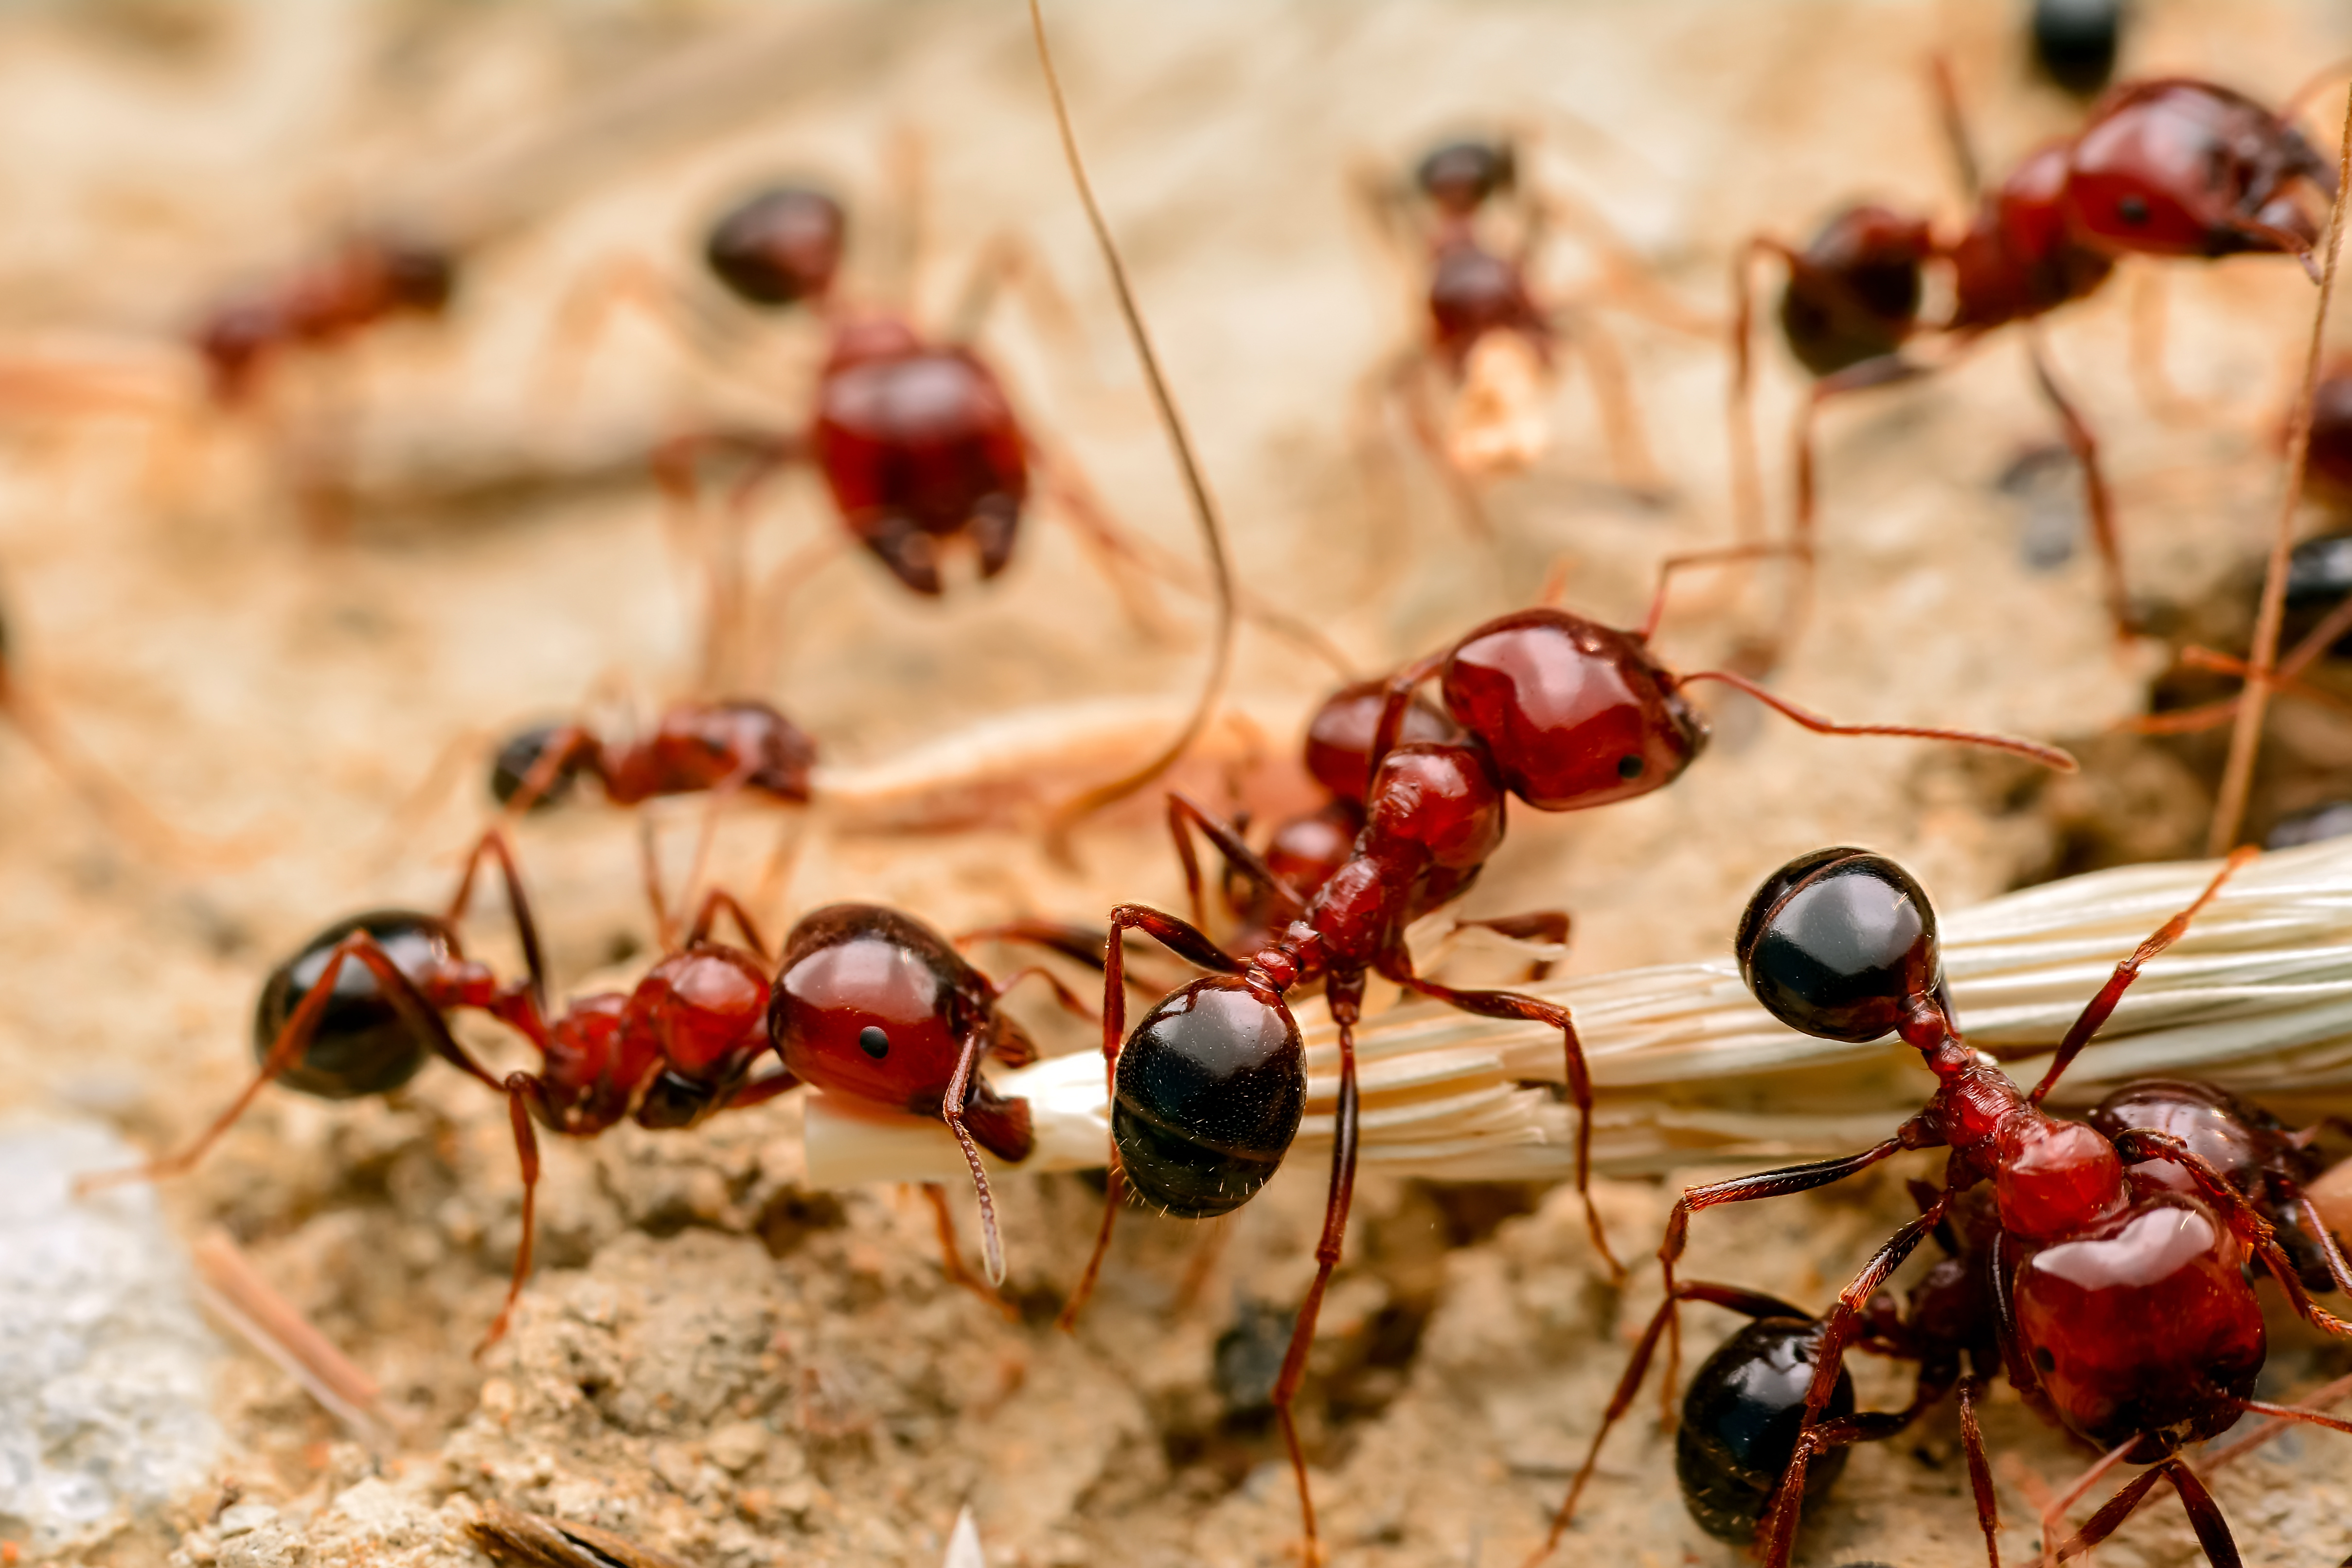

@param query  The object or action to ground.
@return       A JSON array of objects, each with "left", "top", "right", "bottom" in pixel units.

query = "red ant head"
[
  {"left": 1303, "top": 679, "right": 1460, "bottom": 804},
  {"left": 1414, "top": 138, "right": 1515, "bottom": 217},
  {"left": 705, "top": 185, "right": 846, "bottom": 308},
  {"left": 1362, "top": 742, "right": 1506, "bottom": 872},
  {"left": 255, "top": 910, "right": 456, "bottom": 1099},
  {"left": 1437, "top": 609, "right": 1707, "bottom": 811},
  {"left": 2010, "top": 1194, "right": 2265, "bottom": 1450},
  {"left": 1735, "top": 849, "right": 1945, "bottom": 1044},
  {"left": 768, "top": 904, "right": 996, "bottom": 1118},
  {"left": 2063, "top": 80, "right": 2333, "bottom": 260},
  {"left": 1112, "top": 976, "right": 1305, "bottom": 1217},
  {"left": 624, "top": 946, "right": 773, "bottom": 1129},
  {"left": 1778, "top": 204, "right": 1934, "bottom": 376},
  {"left": 1948, "top": 144, "right": 2115, "bottom": 331},
  {"left": 2303, "top": 367, "right": 2352, "bottom": 499},
  {"left": 643, "top": 701, "right": 817, "bottom": 802}
]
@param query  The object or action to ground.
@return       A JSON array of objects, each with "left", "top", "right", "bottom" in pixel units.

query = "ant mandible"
[
  {"left": 1057, "top": 559, "right": 2073, "bottom": 1560},
  {"left": 1736, "top": 71, "right": 2334, "bottom": 639},
  {"left": 1527, "top": 846, "right": 2352, "bottom": 1568}
]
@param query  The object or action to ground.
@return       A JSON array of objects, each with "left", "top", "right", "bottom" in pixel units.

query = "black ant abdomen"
[
  {"left": 1111, "top": 976, "right": 1305, "bottom": 1218},
  {"left": 1675, "top": 1317, "right": 1857, "bottom": 1544},
  {"left": 2031, "top": 0, "right": 2124, "bottom": 99},
  {"left": 489, "top": 725, "right": 588, "bottom": 811},
  {"left": 1733, "top": 848, "right": 1944, "bottom": 1043},
  {"left": 255, "top": 910, "right": 454, "bottom": 1099},
  {"left": 1414, "top": 138, "right": 1516, "bottom": 218},
  {"left": 2281, "top": 530, "right": 2352, "bottom": 660},
  {"left": 704, "top": 184, "right": 847, "bottom": 309}
]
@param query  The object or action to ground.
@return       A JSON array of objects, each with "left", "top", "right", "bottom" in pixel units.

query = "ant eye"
[
  {"left": 1616, "top": 754, "right": 1644, "bottom": 780},
  {"left": 2117, "top": 194, "right": 2150, "bottom": 224},
  {"left": 1735, "top": 849, "right": 1942, "bottom": 1043},
  {"left": 858, "top": 1025, "right": 889, "bottom": 1059}
]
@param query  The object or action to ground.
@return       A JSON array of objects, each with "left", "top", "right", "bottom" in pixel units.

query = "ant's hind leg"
[
  {"left": 2047, "top": 1457, "right": 2236, "bottom": 1568},
  {"left": 475, "top": 1077, "right": 546, "bottom": 1357}
]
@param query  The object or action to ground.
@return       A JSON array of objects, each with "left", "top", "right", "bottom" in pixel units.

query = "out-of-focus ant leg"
[
  {"left": 443, "top": 826, "right": 551, "bottom": 1000},
  {"left": 2024, "top": 326, "right": 2134, "bottom": 638},
  {"left": 1552, "top": 303, "right": 1664, "bottom": 498},
  {"left": 2048, "top": 1456, "right": 2235, "bottom": 1568},
  {"left": 685, "top": 887, "right": 771, "bottom": 962},
  {"left": 2127, "top": 268, "right": 2225, "bottom": 427},
  {"left": 1728, "top": 235, "right": 1805, "bottom": 546}
]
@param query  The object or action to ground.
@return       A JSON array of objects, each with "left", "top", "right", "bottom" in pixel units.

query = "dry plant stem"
[
  {"left": 1028, "top": 0, "right": 1235, "bottom": 847},
  {"left": 2209, "top": 84, "right": 2352, "bottom": 856},
  {"left": 466, "top": 1499, "right": 692, "bottom": 1568},
  {"left": 191, "top": 1230, "right": 392, "bottom": 1443}
]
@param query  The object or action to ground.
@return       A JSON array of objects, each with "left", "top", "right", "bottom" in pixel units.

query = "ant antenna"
[
  {"left": 1028, "top": 0, "right": 1236, "bottom": 853},
  {"left": 1674, "top": 668, "right": 2079, "bottom": 772},
  {"left": 2211, "top": 82, "right": 2352, "bottom": 853}
]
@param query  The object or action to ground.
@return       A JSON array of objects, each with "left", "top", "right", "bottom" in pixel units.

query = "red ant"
[
  {"left": 1361, "top": 133, "right": 1708, "bottom": 529},
  {"left": 1735, "top": 73, "right": 2335, "bottom": 638},
  {"left": 73, "top": 831, "right": 1068, "bottom": 1344},
  {"left": 1526, "top": 846, "right": 2352, "bottom": 1568},
  {"left": 192, "top": 234, "right": 456, "bottom": 408},
  {"left": 1054, "top": 564, "right": 2074, "bottom": 1559}
]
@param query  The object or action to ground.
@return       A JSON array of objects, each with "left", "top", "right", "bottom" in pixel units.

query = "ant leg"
[
  {"left": 1781, "top": 355, "right": 1932, "bottom": 652},
  {"left": 1269, "top": 970, "right": 1368, "bottom": 1566},
  {"left": 2028, "top": 849, "right": 2256, "bottom": 1103},
  {"left": 920, "top": 1182, "right": 1017, "bottom": 1320},
  {"left": 497, "top": 724, "right": 600, "bottom": 816},
  {"left": 685, "top": 887, "right": 770, "bottom": 962},
  {"left": 1026, "top": 450, "right": 1183, "bottom": 644},
  {"left": 1752, "top": 1191, "right": 1952, "bottom": 1568},
  {"left": 2051, "top": 1457, "right": 2237, "bottom": 1568},
  {"left": 1553, "top": 304, "right": 1664, "bottom": 498},
  {"left": 1655, "top": 1138, "right": 1916, "bottom": 1422},
  {"left": 1166, "top": 791, "right": 1308, "bottom": 937},
  {"left": 1056, "top": 904, "right": 1244, "bottom": 1332},
  {"left": 443, "top": 826, "right": 550, "bottom": 1003},
  {"left": 2024, "top": 326, "right": 2133, "bottom": 640},
  {"left": 721, "top": 1068, "right": 800, "bottom": 1111},
  {"left": 987, "top": 965, "right": 1095, "bottom": 1024},
  {"left": 1519, "top": 1281, "right": 1808, "bottom": 1568},
  {"left": 1385, "top": 962, "right": 1622, "bottom": 1281},
  {"left": 2293, "top": 1192, "right": 2352, "bottom": 1295},
  {"left": 1438, "top": 910, "right": 1571, "bottom": 984},
  {"left": 0, "top": 668, "right": 235, "bottom": 869},
  {"left": 940, "top": 1029, "right": 1008, "bottom": 1287},
  {"left": 531, "top": 252, "right": 735, "bottom": 416},
  {"left": 1726, "top": 237, "right": 1793, "bottom": 546},
  {"left": 1637, "top": 541, "right": 1802, "bottom": 642},
  {"left": 1958, "top": 1377, "right": 2004, "bottom": 1568},
  {"left": 1390, "top": 350, "right": 1494, "bottom": 537},
  {"left": 475, "top": 1075, "right": 546, "bottom": 1356}
]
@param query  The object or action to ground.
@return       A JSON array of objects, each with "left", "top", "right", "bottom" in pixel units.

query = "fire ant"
[
  {"left": 1735, "top": 71, "right": 2334, "bottom": 639},
  {"left": 1360, "top": 131, "right": 1711, "bottom": 530},
  {"left": 1528, "top": 845, "right": 2352, "bottom": 1567},
  {"left": 1055, "top": 567, "right": 2073, "bottom": 1557},
  {"left": 192, "top": 234, "right": 456, "bottom": 408}
]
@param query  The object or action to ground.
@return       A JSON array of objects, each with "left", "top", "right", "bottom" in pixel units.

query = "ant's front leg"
[
  {"left": 1164, "top": 791, "right": 1305, "bottom": 938},
  {"left": 444, "top": 826, "right": 550, "bottom": 1002}
]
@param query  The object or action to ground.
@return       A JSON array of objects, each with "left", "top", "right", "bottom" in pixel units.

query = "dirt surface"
[{"left": 5, "top": 0, "right": 2352, "bottom": 1564}]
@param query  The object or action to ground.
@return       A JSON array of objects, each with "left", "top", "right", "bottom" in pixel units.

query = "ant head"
[
  {"left": 2064, "top": 81, "right": 2331, "bottom": 261},
  {"left": 1779, "top": 205, "right": 1933, "bottom": 377},
  {"left": 1736, "top": 849, "right": 1944, "bottom": 1043},
  {"left": 255, "top": 910, "right": 455, "bottom": 1099},
  {"left": 705, "top": 184, "right": 847, "bottom": 308},
  {"left": 1363, "top": 741, "right": 1505, "bottom": 872},
  {"left": 625, "top": 947, "right": 772, "bottom": 1129},
  {"left": 1113, "top": 976, "right": 1306, "bottom": 1218},
  {"left": 489, "top": 724, "right": 588, "bottom": 811},
  {"left": 1414, "top": 138, "right": 1516, "bottom": 217},
  {"left": 768, "top": 904, "right": 987, "bottom": 1114},
  {"left": 1303, "top": 679, "right": 1459, "bottom": 804},
  {"left": 1675, "top": 1317, "right": 1855, "bottom": 1544},
  {"left": 1437, "top": 608, "right": 1708, "bottom": 812},
  {"left": 2030, "top": 0, "right": 2123, "bottom": 98}
]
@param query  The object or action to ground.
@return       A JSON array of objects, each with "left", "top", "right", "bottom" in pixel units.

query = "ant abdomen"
[
  {"left": 1414, "top": 138, "right": 1515, "bottom": 217},
  {"left": 1303, "top": 679, "right": 1459, "bottom": 805},
  {"left": 1735, "top": 849, "right": 1943, "bottom": 1042},
  {"left": 1778, "top": 205, "right": 1933, "bottom": 377},
  {"left": 254, "top": 911, "right": 454, "bottom": 1099},
  {"left": 1439, "top": 609, "right": 1707, "bottom": 812},
  {"left": 489, "top": 724, "right": 588, "bottom": 810},
  {"left": 1112, "top": 976, "right": 1305, "bottom": 1218},
  {"left": 1675, "top": 1317, "right": 1856, "bottom": 1544},
  {"left": 704, "top": 184, "right": 847, "bottom": 308}
]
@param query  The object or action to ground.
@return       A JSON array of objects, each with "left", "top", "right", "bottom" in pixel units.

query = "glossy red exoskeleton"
[
  {"left": 1528, "top": 846, "right": 2352, "bottom": 1568},
  {"left": 489, "top": 698, "right": 818, "bottom": 814},
  {"left": 78, "top": 830, "right": 791, "bottom": 1352},
  {"left": 1058, "top": 569, "right": 2076, "bottom": 1559},
  {"left": 1737, "top": 75, "right": 2334, "bottom": 638}
]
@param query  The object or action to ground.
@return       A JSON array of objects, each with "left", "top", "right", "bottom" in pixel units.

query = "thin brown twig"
[{"left": 2209, "top": 84, "right": 2352, "bottom": 855}]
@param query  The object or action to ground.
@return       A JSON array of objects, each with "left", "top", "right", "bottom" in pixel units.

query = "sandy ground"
[{"left": 3, "top": 0, "right": 2351, "bottom": 1564}]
